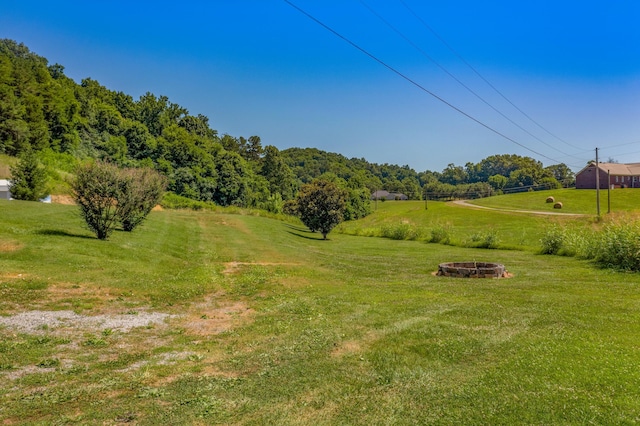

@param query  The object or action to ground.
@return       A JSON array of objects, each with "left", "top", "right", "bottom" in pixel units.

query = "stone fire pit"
[{"left": 437, "top": 262, "right": 506, "bottom": 278}]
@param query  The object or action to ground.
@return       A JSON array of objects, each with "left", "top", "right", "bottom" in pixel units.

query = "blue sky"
[{"left": 2, "top": 1, "right": 639, "bottom": 172}]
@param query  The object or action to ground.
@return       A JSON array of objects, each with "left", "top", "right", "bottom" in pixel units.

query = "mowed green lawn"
[
  {"left": 471, "top": 187, "right": 640, "bottom": 215},
  {"left": 1, "top": 199, "right": 640, "bottom": 424},
  {"left": 337, "top": 198, "right": 584, "bottom": 252}
]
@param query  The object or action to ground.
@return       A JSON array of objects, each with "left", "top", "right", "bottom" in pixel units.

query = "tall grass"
[{"left": 540, "top": 215, "right": 640, "bottom": 271}]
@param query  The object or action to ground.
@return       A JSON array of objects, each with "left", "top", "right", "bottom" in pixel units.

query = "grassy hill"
[
  {"left": 337, "top": 188, "right": 640, "bottom": 251},
  {"left": 2, "top": 200, "right": 640, "bottom": 423},
  {"left": 470, "top": 187, "right": 640, "bottom": 215}
]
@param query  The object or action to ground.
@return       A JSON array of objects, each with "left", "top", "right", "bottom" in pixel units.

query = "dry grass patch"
[
  {"left": 182, "top": 294, "right": 253, "bottom": 336},
  {"left": 51, "top": 194, "right": 75, "bottom": 204},
  {"left": 330, "top": 339, "right": 363, "bottom": 357},
  {"left": 0, "top": 240, "right": 22, "bottom": 252}
]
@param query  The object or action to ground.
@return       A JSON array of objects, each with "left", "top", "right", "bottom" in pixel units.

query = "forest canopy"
[{"left": 0, "top": 39, "right": 573, "bottom": 211}]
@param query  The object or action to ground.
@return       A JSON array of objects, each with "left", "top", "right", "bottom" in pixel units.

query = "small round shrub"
[
  {"left": 540, "top": 226, "right": 564, "bottom": 254},
  {"left": 430, "top": 225, "right": 451, "bottom": 244}
]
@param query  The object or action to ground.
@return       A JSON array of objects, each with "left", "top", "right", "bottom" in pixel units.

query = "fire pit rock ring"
[{"left": 437, "top": 262, "right": 507, "bottom": 278}]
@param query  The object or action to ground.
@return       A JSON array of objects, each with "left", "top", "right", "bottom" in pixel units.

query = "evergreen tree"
[{"left": 9, "top": 149, "right": 48, "bottom": 200}]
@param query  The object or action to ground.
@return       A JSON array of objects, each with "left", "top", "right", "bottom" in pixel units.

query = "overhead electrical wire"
[
  {"left": 398, "top": 0, "right": 584, "bottom": 152},
  {"left": 284, "top": 0, "right": 565, "bottom": 164},
  {"left": 597, "top": 139, "right": 640, "bottom": 150},
  {"left": 359, "top": 0, "right": 579, "bottom": 160}
]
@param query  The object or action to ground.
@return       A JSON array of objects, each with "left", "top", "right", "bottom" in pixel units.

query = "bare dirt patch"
[
  {"left": 0, "top": 272, "right": 28, "bottom": 280},
  {"left": 183, "top": 294, "right": 253, "bottom": 336},
  {"left": 45, "top": 283, "right": 125, "bottom": 308},
  {"left": 330, "top": 340, "right": 363, "bottom": 358}
]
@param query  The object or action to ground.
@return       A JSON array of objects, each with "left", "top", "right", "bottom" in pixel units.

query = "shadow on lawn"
[
  {"left": 35, "top": 229, "right": 95, "bottom": 239},
  {"left": 282, "top": 223, "right": 310, "bottom": 232},
  {"left": 282, "top": 223, "right": 328, "bottom": 240},
  {"left": 285, "top": 230, "right": 328, "bottom": 241}
]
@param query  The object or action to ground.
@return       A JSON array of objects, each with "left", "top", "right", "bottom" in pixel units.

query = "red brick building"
[{"left": 575, "top": 162, "right": 640, "bottom": 189}]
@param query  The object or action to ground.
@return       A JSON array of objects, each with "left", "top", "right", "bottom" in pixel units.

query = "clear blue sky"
[{"left": 2, "top": 1, "right": 639, "bottom": 172}]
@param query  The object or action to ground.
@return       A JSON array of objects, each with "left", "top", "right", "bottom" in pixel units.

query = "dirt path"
[{"left": 451, "top": 199, "right": 587, "bottom": 216}]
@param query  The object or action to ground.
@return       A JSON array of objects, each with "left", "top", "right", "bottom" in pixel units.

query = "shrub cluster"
[
  {"left": 72, "top": 161, "right": 166, "bottom": 240},
  {"left": 380, "top": 223, "right": 423, "bottom": 241},
  {"left": 467, "top": 230, "right": 500, "bottom": 249},
  {"left": 540, "top": 220, "right": 640, "bottom": 271},
  {"left": 430, "top": 225, "right": 451, "bottom": 244}
]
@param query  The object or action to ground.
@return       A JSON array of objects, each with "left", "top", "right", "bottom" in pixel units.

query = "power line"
[
  {"left": 597, "top": 139, "right": 640, "bottom": 150},
  {"left": 398, "top": 0, "right": 583, "bottom": 152},
  {"left": 359, "top": 0, "right": 578, "bottom": 160},
  {"left": 284, "top": 0, "right": 564, "bottom": 164}
]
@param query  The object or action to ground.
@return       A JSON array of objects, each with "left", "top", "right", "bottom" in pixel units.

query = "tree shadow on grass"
[
  {"left": 285, "top": 230, "right": 327, "bottom": 241},
  {"left": 35, "top": 229, "right": 95, "bottom": 239},
  {"left": 282, "top": 223, "right": 311, "bottom": 233}
]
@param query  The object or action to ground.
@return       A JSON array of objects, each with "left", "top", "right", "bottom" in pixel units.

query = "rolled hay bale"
[
  {"left": 546, "top": 196, "right": 555, "bottom": 203},
  {"left": 553, "top": 202, "right": 563, "bottom": 209}
]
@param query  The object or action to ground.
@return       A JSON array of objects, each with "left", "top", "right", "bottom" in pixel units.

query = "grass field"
[
  {"left": 471, "top": 187, "right": 640, "bottom": 215},
  {"left": 1, "top": 196, "right": 640, "bottom": 424}
]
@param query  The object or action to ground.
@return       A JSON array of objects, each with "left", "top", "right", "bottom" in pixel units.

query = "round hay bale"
[
  {"left": 546, "top": 196, "right": 555, "bottom": 203},
  {"left": 553, "top": 202, "right": 563, "bottom": 209}
]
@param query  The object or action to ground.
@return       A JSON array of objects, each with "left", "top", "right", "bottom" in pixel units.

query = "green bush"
[
  {"left": 160, "top": 192, "right": 213, "bottom": 210},
  {"left": 593, "top": 222, "right": 640, "bottom": 271},
  {"left": 430, "top": 225, "right": 451, "bottom": 244},
  {"left": 72, "top": 161, "right": 166, "bottom": 239},
  {"left": 9, "top": 149, "right": 49, "bottom": 201},
  {"left": 119, "top": 167, "right": 167, "bottom": 232},
  {"left": 541, "top": 220, "right": 640, "bottom": 272},
  {"left": 380, "top": 223, "right": 422, "bottom": 241},
  {"left": 468, "top": 230, "right": 500, "bottom": 249},
  {"left": 540, "top": 226, "right": 565, "bottom": 254}
]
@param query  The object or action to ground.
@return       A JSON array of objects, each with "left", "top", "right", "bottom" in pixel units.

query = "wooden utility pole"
[
  {"left": 607, "top": 169, "right": 611, "bottom": 214},
  {"left": 595, "top": 147, "right": 600, "bottom": 216}
]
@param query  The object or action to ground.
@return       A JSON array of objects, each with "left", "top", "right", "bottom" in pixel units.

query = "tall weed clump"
[
  {"left": 540, "top": 226, "right": 566, "bottom": 255},
  {"left": 541, "top": 219, "right": 640, "bottom": 272},
  {"left": 592, "top": 222, "right": 640, "bottom": 271},
  {"left": 380, "top": 223, "right": 423, "bottom": 241},
  {"left": 468, "top": 229, "right": 500, "bottom": 249},
  {"left": 430, "top": 224, "right": 451, "bottom": 244}
]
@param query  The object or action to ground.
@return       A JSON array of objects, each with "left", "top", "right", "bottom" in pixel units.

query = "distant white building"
[
  {"left": 0, "top": 179, "right": 51, "bottom": 202},
  {"left": 0, "top": 179, "right": 11, "bottom": 200}
]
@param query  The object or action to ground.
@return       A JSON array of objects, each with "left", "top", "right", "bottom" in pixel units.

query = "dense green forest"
[{"left": 0, "top": 39, "right": 574, "bottom": 212}]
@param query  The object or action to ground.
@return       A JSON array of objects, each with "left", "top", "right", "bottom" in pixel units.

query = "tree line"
[{"left": 1, "top": 39, "right": 575, "bottom": 214}]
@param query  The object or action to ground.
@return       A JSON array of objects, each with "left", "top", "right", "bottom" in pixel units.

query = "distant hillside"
[{"left": 0, "top": 39, "right": 573, "bottom": 206}]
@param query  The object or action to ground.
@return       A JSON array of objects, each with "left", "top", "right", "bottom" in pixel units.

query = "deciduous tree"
[
  {"left": 296, "top": 179, "right": 347, "bottom": 240},
  {"left": 72, "top": 161, "right": 124, "bottom": 240},
  {"left": 119, "top": 167, "right": 166, "bottom": 232}
]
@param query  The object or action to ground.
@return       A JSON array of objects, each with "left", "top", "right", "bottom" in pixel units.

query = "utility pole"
[
  {"left": 607, "top": 169, "right": 611, "bottom": 214},
  {"left": 595, "top": 147, "right": 600, "bottom": 216}
]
